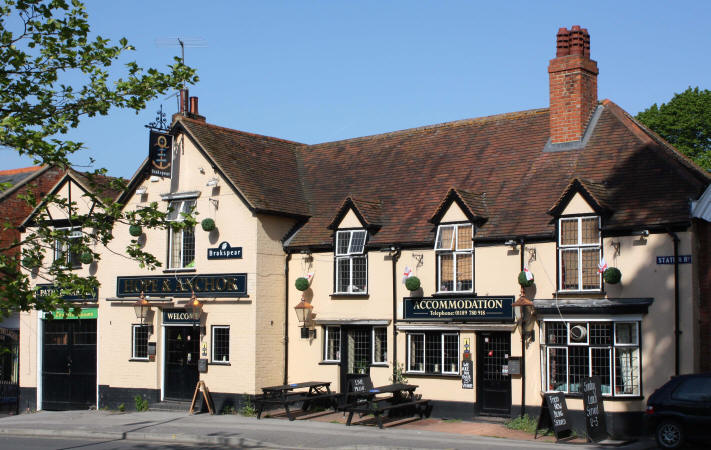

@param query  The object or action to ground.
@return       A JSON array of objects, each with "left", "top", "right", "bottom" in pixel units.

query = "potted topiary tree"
[
  {"left": 603, "top": 267, "right": 622, "bottom": 284},
  {"left": 201, "top": 218, "right": 216, "bottom": 232},
  {"left": 129, "top": 224, "right": 142, "bottom": 237},
  {"left": 405, "top": 276, "right": 421, "bottom": 291},
  {"left": 295, "top": 277, "right": 310, "bottom": 291}
]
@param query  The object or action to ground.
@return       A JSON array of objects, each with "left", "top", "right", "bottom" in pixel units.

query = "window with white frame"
[
  {"left": 54, "top": 227, "right": 82, "bottom": 269},
  {"left": 167, "top": 199, "right": 196, "bottom": 269},
  {"left": 334, "top": 230, "right": 367, "bottom": 293},
  {"left": 542, "top": 320, "right": 640, "bottom": 396},
  {"left": 131, "top": 324, "right": 150, "bottom": 360},
  {"left": 323, "top": 326, "right": 341, "bottom": 362},
  {"left": 435, "top": 224, "right": 473, "bottom": 292},
  {"left": 407, "top": 331, "right": 459, "bottom": 375},
  {"left": 558, "top": 216, "right": 601, "bottom": 291},
  {"left": 373, "top": 327, "right": 387, "bottom": 364},
  {"left": 212, "top": 326, "right": 230, "bottom": 363}
]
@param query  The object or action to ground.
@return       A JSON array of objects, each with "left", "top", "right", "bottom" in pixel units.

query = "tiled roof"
[
  {"left": 328, "top": 196, "right": 383, "bottom": 230},
  {"left": 178, "top": 118, "right": 310, "bottom": 217},
  {"left": 548, "top": 178, "right": 612, "bottom": 217},
  {"left": 68, "top": 169, "right": 124, "bottom": 202},
  {"left": 0, "top": 166, "right": 43, "bottom": 190},
  {"left": 429, "top": 188, "right": 489, "bottom": 225}
]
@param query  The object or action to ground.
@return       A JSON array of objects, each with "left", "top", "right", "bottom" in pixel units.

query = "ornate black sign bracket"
[{"left": 145, "top": 104, "right": 169, "bottom": 131}]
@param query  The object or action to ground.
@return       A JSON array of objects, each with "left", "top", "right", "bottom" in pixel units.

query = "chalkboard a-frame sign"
[
  {"left": 535, "top": 392, "right": 573, "bottom": 440},
  {"left": 582, "top": 376, "right": 608, "bottom": 443}
]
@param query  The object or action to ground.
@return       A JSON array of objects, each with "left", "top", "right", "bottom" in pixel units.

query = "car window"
[{"left": 672, "top": 377, "right": 711, "bottom": 401}]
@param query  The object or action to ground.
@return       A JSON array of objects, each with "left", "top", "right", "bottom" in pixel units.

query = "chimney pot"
[
  {"left": 179, "top": 89, "right": 189, "bottom": 114},
  {"left": 189, "top": 97, "right": 199, "bottom": 116}
]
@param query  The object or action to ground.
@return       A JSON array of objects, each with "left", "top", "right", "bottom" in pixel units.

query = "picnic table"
[
  {"left": 256, "top": 381, "right": 338, "bottom": 420},
  {"left": 343, "top": 382, "right": 433, "bottom": 429}
]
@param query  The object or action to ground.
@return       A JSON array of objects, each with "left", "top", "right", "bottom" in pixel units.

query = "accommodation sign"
[
  {"left": 207, "top": 241, "right": 242, "bottom": 259},
  {"left": 403, "top": 296, "right": 514, "bottom": 321},
  {"left": 116, "top": 274, "right": 247, "bottom": 298},
  {"left": 149, "top": 130, "right": 172, "bottom": 178},
  {"left": 35, "top": 283, "right": 98, "bottom": 301}
]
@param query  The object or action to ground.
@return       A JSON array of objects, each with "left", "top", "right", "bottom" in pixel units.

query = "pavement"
[{"left": 0, "top": 408, "right": 655, "bottom": 449}]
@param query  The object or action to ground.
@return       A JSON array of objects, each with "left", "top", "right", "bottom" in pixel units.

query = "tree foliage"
[
  {"left": 0, "top": 0, "right": 197, "bottom": 317},
  {"left": 636, "top": 87, "right": 711, "bottom": 171}
]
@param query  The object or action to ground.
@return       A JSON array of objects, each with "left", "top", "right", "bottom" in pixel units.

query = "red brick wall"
[
  {"left": 548, "top": 26, "right": 599, "bottom": 144},
  {"left": 696, "top": 219, "right": 711, "bottom": 372}
]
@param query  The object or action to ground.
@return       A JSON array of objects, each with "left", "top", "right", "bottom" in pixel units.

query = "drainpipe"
[
  {"left": 669, "top": 232, "right": 680, "bottom": 375},
  {"left": 519, "top": 238, "right": 526, "bottom": 418},
  {"left": 284, "top": 250, "right": 292, "bottom": 385},
  {"left": 391, "top": 247, "right": 401, "bottom": 381}
]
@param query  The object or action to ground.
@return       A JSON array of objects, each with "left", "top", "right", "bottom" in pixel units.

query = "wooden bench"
[
  {"left": 255, "top": 382, "right": 339, "bottom": 420},
  {"left": 345, "top": 398, "right": 433, "bottom": 429}
]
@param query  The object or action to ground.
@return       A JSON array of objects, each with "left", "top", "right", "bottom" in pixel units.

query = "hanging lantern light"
[
  {"left": 293, "top": 297, "right": 313, "bottom": 325},
  {"left": 133, "top": 291, "right": 151, "bottom": 324},
  {"left": 512, "top": 286, "right": 535, "bottom": 337},
  {"left": 190, "top": 292, "right": 203, "bottom": 321}
]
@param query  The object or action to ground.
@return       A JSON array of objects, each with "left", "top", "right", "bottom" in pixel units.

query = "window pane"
[
  {"left": 170, "top": 228, "right": 182, "bottom": 268},
  {"left": 591, "top": 348, "right": 611, "bottom": 394},
  {"left": 615, "top": 323, "right": 638, "bottom": 345},
  {"left": 337, "top": 258, "right": 350, "bottom": 293},
  {"left": 167, "top": 201, "right": 181, "bottom": 221},
  {"left": 457, "top": 225, "right": 472, "bottom": 250},
  {"left": 373, "top": 327, "right": 387, "bottom": 363},
  {"left": 349, "top": 231, "right": 366, "bottom": 254},
  {"left": 581, "top": 248, "right": 600, "bottom": 290},
  {"left": 615, "top": 348, "right": 639, "bottom": 395},
  {"left": 336, "top": 232, "right": 350, "bottom": 256},
  {"left": 439, "top": 254, "right": 454, "bottom": 291},
  {"left": 435, "top": 226, "right": 454, "bottom": 250},
  {"left": 351, "top": 256, "right": 367, "bottom": 292},
  {"left": 182, "top": 227, "right": 195, "bottom": 268},
  {"left": 425, "top": 332, "right": 441, "bottom": 373},
  {"left": 589, "top": 323, "right": 612, "bottom": 345},
  {"left": 443, "top": 334, "right": 459, "bottom": 373},
  {"left": 560, "top": 219, "right": 578, "bottom": 246},
  {"left": 672, "top": 377, "right": 711, "bottom": 401},
  {"left": 408, "top": 334, "right": 424, "bottom": 371},
  {"left": 581, "top": 217, "right": 599, "bottom": 244},
  {"left": 546, "top": 322, "right": 568, "bottom": 345},
  {"left": 348, "top": 328, "right": 370, "bottom": 373},
  {"left": 133, "top": 325, "right": 148, "bottom": 359},
  {"left": 561, "top": 249, "right": 579, "bottom": 290},
  {"left": 326, "top": 327, "right": 341, "bottom": 361},
  {"left": 548, "top": 347, "right": 567, "bottom": 392},
  {"left": 456, "top": 253, "right": 473, "bottom": 291},
  {"left": 213, "top": 327, "right": 230, "bottom": 362},
  {"left": 568, "top": 346, "right": 589, "bottom": 393}
]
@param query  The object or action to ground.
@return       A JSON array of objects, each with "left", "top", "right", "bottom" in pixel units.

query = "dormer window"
[
  {"left": 334, "top": 230, "right": 367, "bottom": 294},
  {"left": 558, "top": 216, "right": 601, "bottom": 291},
  {"left": 435, "top": 224, "right": 473, "bottom": 293}
]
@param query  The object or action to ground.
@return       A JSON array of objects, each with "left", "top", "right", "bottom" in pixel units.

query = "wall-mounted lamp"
[
  {"left": 136, "top": 187, "right": 147, "bottom": 195},
  {"left": 631, "top": 229, "right": 650, "bottom": 237},
  {"left": 133, "top": 291, "right": 151, "bottom": 324},
  {"left": 505, "top": 239, "right": 518, "bottom": 249},
  {"left": 206, "top": 178, "right": 219, "bottom": 187},
  {"left": 149, "top": 176, "right": 160, "bottom": 183},
  {"left": 294, "top": 297, "right": 316, "bottom": 339},
  {"left": 189, "top": 292, "right": 203, "bottom": 322}
]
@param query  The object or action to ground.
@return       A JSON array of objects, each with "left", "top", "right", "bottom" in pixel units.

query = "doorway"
[
  {"left": 164, "top": 326, "right": 199, "bottom": 400},
  {"left": 477, "top": 331, "right": 511, "bottom": 415},
  {"left": 42, "top": 319, "right": 97, "bottom": 410},
  {"left": 339, "top": 326, "right": 372, "bottom": 394}
]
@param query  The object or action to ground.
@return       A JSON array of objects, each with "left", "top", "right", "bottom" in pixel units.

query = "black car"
[{"left": 646, "top": 373, "right": 711, "bottom": 448}]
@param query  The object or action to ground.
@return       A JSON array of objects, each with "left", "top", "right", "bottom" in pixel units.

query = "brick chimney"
[{"left": 548, "top": 26, "right": 598, "bottom": 143}]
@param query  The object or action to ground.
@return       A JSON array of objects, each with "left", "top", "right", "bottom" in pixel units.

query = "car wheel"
[{"left": 656, "top": 420, "right": 684, "bottom": 449}]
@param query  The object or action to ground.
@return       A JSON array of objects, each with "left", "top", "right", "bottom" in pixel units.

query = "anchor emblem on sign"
[{"left": 152, "top": 135, "right": 171, "bottom": 171}]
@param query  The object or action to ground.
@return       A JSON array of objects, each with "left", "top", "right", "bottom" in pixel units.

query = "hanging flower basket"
[
  {"left": 603, "top": 267, "right": 622, "bottom": 284},
  {"left": 80, "top": 252, "right": 93, "bottom": 265},
  {"left": 22, "top": 256, "right": 38, "bottom": 268},
  {"left": 201, "top": 218, "right": 216, "bottom": 232},
  {"left": 129, "top": 224, "right": 142, "bottom": 237},
  {"left": 518, "top": 271, "right": 534, "bottom": 287},
  {"left": 295, "top": 277, "right": 310, "bottom": 291},
  {"left": 405, "top": 276, "right": 421, "bottom": 291}
]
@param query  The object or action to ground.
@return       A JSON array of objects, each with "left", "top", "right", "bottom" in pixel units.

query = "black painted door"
[
  {"left": 164, "top": 326, "right": 199, "bottom": 400},
  {"left": 42, "top": 319, "right": 97, "bottom": 410},
  {"left": 477, "top": 331, "right": 511, "bottom": 415},
  {"left": 339, "top": 326, "right": 372, "bottom": 394}
]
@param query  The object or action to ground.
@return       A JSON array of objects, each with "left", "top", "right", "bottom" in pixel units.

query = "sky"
[{"left": 1, "top": 0, "right": 710, "bottom": 178}]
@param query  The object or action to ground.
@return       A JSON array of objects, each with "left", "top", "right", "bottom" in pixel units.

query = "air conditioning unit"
[{"left": 570, "top": 324, "right": 587, "bottom": 342}]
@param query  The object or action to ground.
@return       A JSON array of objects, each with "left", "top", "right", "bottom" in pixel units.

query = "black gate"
[
  {"left": 164, "top": 326, "right": 199, "bottom": 400},
  {"left": 0, "top": 329, "right": 19, "bottom": 414},
  {"left": 477, "top": 331, "right": 511, "bottom": 415},
  {"left": 339, "top": 326, "right": 372, "bottom": 394},
  {"left": 42, "top": 319, "right": 96, "bottom": 410}
]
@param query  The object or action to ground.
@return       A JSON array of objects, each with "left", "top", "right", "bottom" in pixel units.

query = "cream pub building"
[{"left": 17, "top": 26, "right": 711, "bottom": 437}]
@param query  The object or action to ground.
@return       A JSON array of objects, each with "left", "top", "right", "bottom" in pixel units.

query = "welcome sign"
[
  {"left": 116, "top": 274, "right": 247, "bottom": 298},
  {"left": 163, "top": 308, "right": 199, "bottom": 325},
  {"left": 403, "top": 296, "right": 514, "bottom": 321}
]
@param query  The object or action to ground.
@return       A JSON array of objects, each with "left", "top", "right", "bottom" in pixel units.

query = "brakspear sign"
[
  {"left": 403, "top": 296, "right": 514, "bottom": 321},
  {"left": 116, "top": 273, "right": 247, "bottom": 298}
]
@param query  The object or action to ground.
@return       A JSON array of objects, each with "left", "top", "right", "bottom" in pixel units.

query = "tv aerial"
[{"left": 155, "top": 37, "right": 207, "bottom": 112}]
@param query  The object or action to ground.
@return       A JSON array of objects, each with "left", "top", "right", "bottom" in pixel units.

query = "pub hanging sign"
[
  {"left": 149, "top": 130, "right": 173, "bottom": 178},
  {"left": 116, "top": 273, "right": 247, "bottom": 298},
  {"left": 403, "top": 296, "right": 514, "bottom": 321}
]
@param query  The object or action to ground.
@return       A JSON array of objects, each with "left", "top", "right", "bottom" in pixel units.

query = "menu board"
[
  {"left": 535, "top": 392, "right": 572, "bottom": 440},
  {"left": 582, "top": 376, "right": 608, "bottom": 442},
  {"left": 461, "top": 359, "right": 473, "bottom": 389}
]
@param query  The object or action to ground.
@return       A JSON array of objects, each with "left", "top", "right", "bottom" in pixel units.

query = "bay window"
[
  {"left": 559, "top": 216, "right": 601, "bottom": 291},
  {"left": 334, "top": 230, "right": 367, "bottom": 293},
  {"left": 435, "top": 223, "right": 473, "bottom": 292},
  {"left": 542, "top": 320, "right": 640, "bottom": 396}
]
